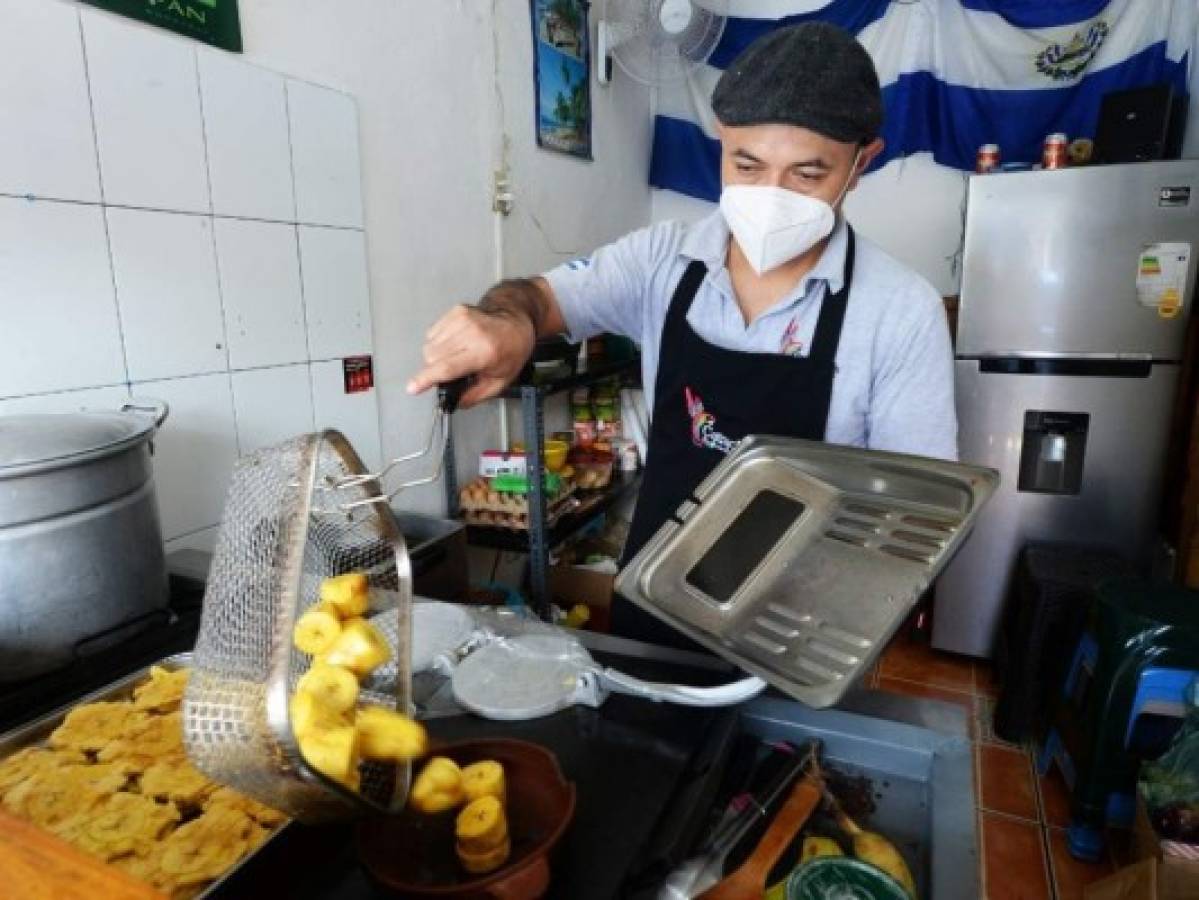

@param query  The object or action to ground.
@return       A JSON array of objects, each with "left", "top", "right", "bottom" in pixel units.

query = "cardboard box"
[
  {"left": 1085, "top": 859, "right": 1160, "bottom": 900},
  {"left": 549, "top": 563, "right": 615, "bottom": 633},
  {"left": 1131, "top": 796, "right": 1199, "bottom": 900},
  {"left": 1091, "top": 797, "right": 1199, "bottom": 900}
]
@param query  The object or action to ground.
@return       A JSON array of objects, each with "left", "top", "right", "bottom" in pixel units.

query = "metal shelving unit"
[{"left": 442, "top": 354, "right": 640, "bottom": 617}]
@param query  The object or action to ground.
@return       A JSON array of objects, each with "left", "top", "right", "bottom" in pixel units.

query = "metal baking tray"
[
  {"left": 0, "top": 652, "right": 290, "bottom": 897},
  {"left": 616, "top": 436, "right": 999, "bottom": 708}
]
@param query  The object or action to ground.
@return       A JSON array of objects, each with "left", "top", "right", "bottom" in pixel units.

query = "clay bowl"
[{"left": 357, "top": 739, "right": 576, "bottom": 899}]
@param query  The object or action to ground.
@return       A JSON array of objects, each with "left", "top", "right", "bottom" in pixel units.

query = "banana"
[
  {"left": 289, "top": 691, "right": 346, "bottom": 740},
  {"left": 297, "top": 724, "right": 358, "bottom": 781},
  {"left": 320, "top": 573, "right": 370, "bottom": 617},
  {"left": 802, "top": 836, "right": 844, "bottom": 863},
  {"left": 293, "top": 605, "right": 342, "bottom": 655},
  {"left": 455, "top": 795, "right": 507, "bottom": 853},
  {"left": 297, "top": 663, "right": 360, "bottom": 713},
  {"left": 324, "top": 618, "right": 391, "bottom": 677},
  {"left": 461, "top": 760, "right": 506, "bottom": 803},
  {"left": 355, "top": 706, "right": 428, "bottom": 761},
  {"left": 456, "top": 834, "right": 511, "bottom": 875},
  {"left": 410, "top": 757, "right": 465, "bottom": 814},
  {"left": 332, "top": 766, "right": 362, "bottom": 793},
  {"left": 833, "top": 806, "right": 916, "bottom": 897},
  {"left": 764, "top": 881, "right": 788, "bottom": 900},
  {"left": 420, "top": 757, "right": 463, "bottom": 790}
]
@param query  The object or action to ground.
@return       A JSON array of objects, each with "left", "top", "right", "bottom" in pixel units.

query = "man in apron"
[{"left": 409, "top": 23, "right": 957, "bottom": 648}]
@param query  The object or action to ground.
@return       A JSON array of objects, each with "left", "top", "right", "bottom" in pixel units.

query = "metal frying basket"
[{"left": 183, "top": 431, "right": 413, "bottom": 822}]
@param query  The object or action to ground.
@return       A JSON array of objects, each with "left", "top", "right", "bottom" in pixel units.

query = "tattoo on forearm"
[{"left": 477, "top": 279, "right": 544, "bottom": 339}]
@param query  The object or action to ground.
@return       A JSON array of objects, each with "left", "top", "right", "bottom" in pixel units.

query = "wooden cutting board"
[{"left": 0, "top": 808, "right": 165, "bottom": 899}]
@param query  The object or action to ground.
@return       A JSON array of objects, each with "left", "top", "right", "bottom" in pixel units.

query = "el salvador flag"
[{"left": 650, "top": 0, "right": 1196, "bottom": 203}]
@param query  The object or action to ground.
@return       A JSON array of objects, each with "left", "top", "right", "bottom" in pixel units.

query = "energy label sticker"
[{"left": 1137, "top": 242, "right": 1191, "bottom": 319}]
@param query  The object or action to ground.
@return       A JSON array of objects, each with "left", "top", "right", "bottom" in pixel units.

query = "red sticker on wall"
[{"left": 343, "top": 356, "right": 373, "bottom": 394}]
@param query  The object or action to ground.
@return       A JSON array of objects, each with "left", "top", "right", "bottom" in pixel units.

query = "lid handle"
[{"left": 122, "top": 399, "right": 169, "bottom": 430}]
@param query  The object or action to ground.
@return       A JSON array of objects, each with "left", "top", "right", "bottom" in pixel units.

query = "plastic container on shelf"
[{"left": 568, "top": 448, "right": 613, "bottom": 491}]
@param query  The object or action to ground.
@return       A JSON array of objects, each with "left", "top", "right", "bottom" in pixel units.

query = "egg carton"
[{"left": 458, "top": 477, "right": 578, "bottom": 531}]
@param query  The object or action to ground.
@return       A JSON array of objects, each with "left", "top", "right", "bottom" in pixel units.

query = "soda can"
[
  {"left": 1043, "top": 133, "right": 1068, "bottom": 170},
  {"left": 976, "top": 143, "right": 1000, "bottom": 174}
]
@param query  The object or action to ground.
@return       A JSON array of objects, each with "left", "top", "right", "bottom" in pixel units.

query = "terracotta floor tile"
[
  {"left": 974, "top": 743, "right": 982, "bottom": 807},
  {"left": 1047, "top": 827, "right": 1114, "bottom": 899},
  {"left": 979, "top": 744, "right": 1039, "bottom": 821},
  {"left": 1038, "top": 766, "right": 1073, "bottom": 829},
  {"left": 974, "top": 695, "right": 1026, "bottom": 750},
  {"left": 982, "top": 812, "right": 1051, "bottom": 900},
  {"left": 877, "top": 676, "right": 975, "bottom": 716},
  {"left": 977, "top": 662, "right": 1001, "bottom": 698},
  {"left": 879, "top": 638, "right": 975, "bottom": 692}
]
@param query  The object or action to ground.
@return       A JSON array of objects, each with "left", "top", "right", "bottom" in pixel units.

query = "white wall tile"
[
  {"left": 0, "top": 385, "right": 130, "bottom": 417},
  {"left": 0, "top": 0, "right": 100, "bottom": 202},
  {"left": 140, "top": 372, "right": 236, "bottom": 541},
  {"left": 311, "top": 360, "right": 381, "bottom": 471},
  {"left": 106, "top": 208, "right": 226, "bottom": 382},
  {"left": 213, "top": 219, "right": 307, "bottom": 370},
  {"left": 287, "top": 81, "right": 363, "bottom": 228},
  {"left": 165, "top": 525, "right": 218, "bottom": 555},
  {"left": 298, "top": 226, "right": 372, "bottom": 360},
  {"left": 199, "top": 51, "right": 295, "bottom": 222},
  {"left": 0, "top": 197, "right": 125, "bottom": 397},
  {"left": 231, "top": 364, "right": 314, "bottom": 453},
  {"left": 82, "top": 9, "right": 209, "bottom": 213}
]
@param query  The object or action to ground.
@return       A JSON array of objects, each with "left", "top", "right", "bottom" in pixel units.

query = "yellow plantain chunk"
[
  {"left": 456, "top": 834, "right": 511, "bottom": 875},
  {"left": 297, "top": 662, "right": 359, "bottom": 713},
  {"left": 355, "top": 706, "right": 427, "bottom": 762},
  {"left": 455, "top": 795, "right": 508, "bottom": 854},
  {"left": 297, "top": 724, "right": 358, "bottom": 782},
  {"left": 293, "top": 605, "right": 343, "bottom": 656},
  {"left": 320, "top": 573, "right": 370, "bottom": 617},
  {"left": 323, "top": 618, "right": 391, "bottom": 678},
  {"left": 461, "top": 760, "right": 506, "bottom": 804}
]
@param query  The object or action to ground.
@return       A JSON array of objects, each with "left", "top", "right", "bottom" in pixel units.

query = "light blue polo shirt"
[{"left": 543, "top": 211, "right": 958, "bottom": 461}]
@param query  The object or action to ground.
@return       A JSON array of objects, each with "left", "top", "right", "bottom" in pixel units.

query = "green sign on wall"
[{"left": 83, "top": 0, "right": 242, "bottom": 52}]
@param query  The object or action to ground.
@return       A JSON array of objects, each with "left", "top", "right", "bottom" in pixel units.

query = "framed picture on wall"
[{"left": 530, "top": 0, "right": 592, "bottom": 160}]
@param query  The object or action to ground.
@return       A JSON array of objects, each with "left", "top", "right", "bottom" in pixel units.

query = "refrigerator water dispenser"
[{"left": 1018, "top": 412, "right": 1090, "bottom": 495}]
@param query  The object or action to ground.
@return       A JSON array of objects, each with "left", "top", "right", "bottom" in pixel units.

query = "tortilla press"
[
  {"left": 372, "top": 602, "right": 767, "bottom": 721},
  {"left": 616, "top": 436, "right": 998, "bottom": 709}
]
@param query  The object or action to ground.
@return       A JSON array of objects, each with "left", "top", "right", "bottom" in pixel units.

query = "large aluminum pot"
[{"left": 0, "top": 402, "right": 170, "bottom": 681}]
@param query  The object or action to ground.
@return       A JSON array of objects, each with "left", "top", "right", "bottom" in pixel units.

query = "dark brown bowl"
[{"left": 356, "top": 739, "right": 576, "bottom": 899}]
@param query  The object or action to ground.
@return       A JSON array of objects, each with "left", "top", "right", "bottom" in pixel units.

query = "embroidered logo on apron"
[
  {"left": 684, "top": 386, "right": 737, "bottom": 455},
  {"left": 780, "top": 316, "right": 805, "bottom": 357}
]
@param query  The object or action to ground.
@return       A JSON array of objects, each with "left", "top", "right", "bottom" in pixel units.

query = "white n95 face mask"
[
  {"left": 720, "top": 149, "right": 861, "bottom": 275},
  {"left": 720, "top": 185, "right": 835, "bottom": 275}
]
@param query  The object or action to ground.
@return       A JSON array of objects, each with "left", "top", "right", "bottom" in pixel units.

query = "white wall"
[
  {"left": 495, "top": 0, "right": 653, "bottom": 275},
  {"left": 232, "top": 0, "right": 500, "bottom": 515},
  {"left": 455, "top": 0, "right": 655, "bottom": 487},
  {"left": 1, "top": 0, "right": 655, "bottom": 534},
  {"left": 240, "top": 0, "right": 654, "bottom": 515},
  {"left": 0, "top": 0, "right": 380, "bottom": 555}
]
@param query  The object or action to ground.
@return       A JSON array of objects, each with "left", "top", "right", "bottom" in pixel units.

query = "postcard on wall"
[{"left": 531, "top": 0, "right": 592, "bottom": 160}]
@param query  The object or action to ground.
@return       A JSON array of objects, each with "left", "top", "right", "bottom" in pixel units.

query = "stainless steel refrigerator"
[{"left": 933, "top": 160, "right": 1199, "bottom": 658}]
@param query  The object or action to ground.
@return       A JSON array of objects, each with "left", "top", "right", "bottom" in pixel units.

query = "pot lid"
[
  {"left": 615, "top": 436, "right": 999, "bottom": 710},
  {"left": 0, "top": 411, "right": 157, "bottom": 473}
]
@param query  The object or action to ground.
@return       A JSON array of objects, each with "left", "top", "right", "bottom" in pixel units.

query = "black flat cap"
[{"left": 711, "top": 22, "right": 883, "bottom": 143}]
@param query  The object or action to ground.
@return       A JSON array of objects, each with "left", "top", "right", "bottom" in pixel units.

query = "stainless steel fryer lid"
[{"left": 615, "top": 436, "right": 998, "bottom": 709}]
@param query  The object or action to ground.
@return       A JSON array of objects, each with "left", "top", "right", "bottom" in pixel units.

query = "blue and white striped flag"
[{"left": 651, "top": 0, "right": 1196, "bottom": 202}]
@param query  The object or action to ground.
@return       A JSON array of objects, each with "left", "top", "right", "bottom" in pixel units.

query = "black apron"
[{"left": 612, "top": 229, "right": 856, "bottom": 650}]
